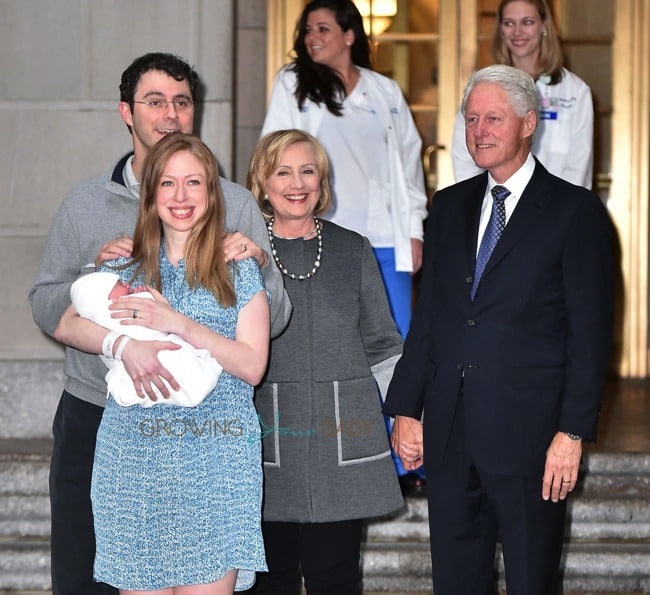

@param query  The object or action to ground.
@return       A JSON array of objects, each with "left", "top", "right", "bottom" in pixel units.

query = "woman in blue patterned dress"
[{"left": 54, "top": 133, "right": 270, "bottom": 594}]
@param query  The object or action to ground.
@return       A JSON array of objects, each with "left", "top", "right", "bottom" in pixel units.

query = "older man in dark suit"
[{"left": 383, "top": 64, "right": 614, "bottom": 594}]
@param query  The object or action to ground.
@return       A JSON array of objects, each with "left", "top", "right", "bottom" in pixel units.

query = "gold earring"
[{"left": 542, "top": 29, "right": 548, "bottom": 37}]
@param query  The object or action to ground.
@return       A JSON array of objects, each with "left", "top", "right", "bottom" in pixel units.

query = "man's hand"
[
  {"left": 390, "top": 415, "right": 424, "bottom": 470},
  {"left": 95, "top": 237, "right": 133, "bottom": 268},
  {"left": 542, "top": 431, "right": 582, "bottom": 502},
  {"left": 223, "top": 232, "right": 268, "bottom": 268}
]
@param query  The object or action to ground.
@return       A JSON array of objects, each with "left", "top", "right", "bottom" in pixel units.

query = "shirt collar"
[
  {"left": 487, "top": 152, "right": 536, "bottom": 199},
  {"left": 123, "top": 155, "right": 141, "bottom": 200}
]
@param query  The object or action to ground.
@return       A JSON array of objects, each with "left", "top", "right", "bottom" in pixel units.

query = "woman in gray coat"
[{"left": 247, "top": 129, "right": 404, "bottom": 594}]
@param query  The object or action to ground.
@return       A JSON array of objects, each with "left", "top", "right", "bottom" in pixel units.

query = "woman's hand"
[
  {"left": 223, "top": 232, "right": 269, "bottom": 268},
  {"left": 391, "top": 415, "right": 424, "bottom": 470},
  {"left": 118, "top": 337, "right": 181, "bottom": 400},
  {"left": 109, "top": 287, "right": 181, "bottom": 335},
  {"left": 53, "top": 302, "right": 181, "bottom": 399},
  {"left": 411, "top": 238, "right": 423, "bottom": 275},
  {"left": 95, "top": 237, "right": 133, "bottom": 268}
]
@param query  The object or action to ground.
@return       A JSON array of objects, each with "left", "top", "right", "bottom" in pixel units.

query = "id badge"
[{"left": 540, "top": 109, "right": 558, "bottom": 120}]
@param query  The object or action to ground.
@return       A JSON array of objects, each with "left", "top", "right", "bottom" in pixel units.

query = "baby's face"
[{"left": 108, "top": 280, "right": 131, "bottom": 300}]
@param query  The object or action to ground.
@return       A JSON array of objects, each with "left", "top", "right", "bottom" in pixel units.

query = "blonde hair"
[
  {"left": 247, "top": 129, "right": 333, "bottom": 220},
  {"left": 126, "top": 133, "right": 235, "bottom": 306},
  {"left": 493, "top": 0, "right": 564, "bottom": 84}
]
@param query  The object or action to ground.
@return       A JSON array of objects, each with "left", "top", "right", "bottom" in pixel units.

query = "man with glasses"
[{"left": 29, "top": 52, "right": 291, "bottom": 595}]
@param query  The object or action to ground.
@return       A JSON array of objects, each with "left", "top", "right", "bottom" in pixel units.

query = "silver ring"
[
  {"left": 562, "top": 479, "right": 571, "bottom": 483},
  {"left": 133, "top": 309, "right": 138, "bottom": 319},
  {"left": 241, "top": 242, "right": 247, "bottom": 253}
]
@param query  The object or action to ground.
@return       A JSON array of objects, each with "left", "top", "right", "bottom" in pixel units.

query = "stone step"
[
  {"left": 366, "top": 497, "right": 650, "bottom": 543},
  {"left": 1, "top": 443, "right": 649, "bottom": 593},
  {"left": 0, "top": 539, "right": 50, "bottom": 591},
  {"left": 568, "top": 496, "right": 650, "bottom": 539},
  {"left": 582, "top": 452, "right": 650, "bottom": 474},
  {"left": 0, "top": 462, "right": 49, "bottom": 498},
  {"left": 360, "top": 542, "right": 650, "bottom": 593},
  {"left": 0, "top": 534, "right": 647, "bottom": 591},
  {"left": 579, "top": 453, "right": 650, "bottom": 493},
  {"left": 1, "top": 453, "right": 644, "bottom": 493},
  {"left": 0, "top": 496, "right": 50, "bottom": 538},
  {"left": 3, "top": 494, "right": 647, "bottom": 544}
]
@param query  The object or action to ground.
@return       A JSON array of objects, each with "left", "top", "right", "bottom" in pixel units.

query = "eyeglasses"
[{"left": 133, "top": 98, "right": 194, "bottom": 111}]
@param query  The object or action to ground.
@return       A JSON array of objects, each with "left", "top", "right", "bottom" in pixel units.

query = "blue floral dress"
[{"left": 91, "top": 250, "right": 267, "bottom": 591}]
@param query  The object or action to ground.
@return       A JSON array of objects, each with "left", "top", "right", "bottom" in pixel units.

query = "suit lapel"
[
  {"left": 463, "top": 173, "right": 489, "bottom": 273},
  {"left": 481, "top": 162, "right": 551, "bottom": 277},
  {"left": 459, "top": 163, "right": 552, "bottom": 297}
]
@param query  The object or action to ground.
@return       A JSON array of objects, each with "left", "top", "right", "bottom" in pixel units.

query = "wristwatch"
[{"left": 563, "top": 432, "right": 582, "bottom": 440}]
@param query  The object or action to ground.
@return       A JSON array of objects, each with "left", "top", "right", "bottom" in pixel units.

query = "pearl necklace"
[
  {"left": 267, "top": 217, "right": 322, "bottom": 280},
  {"left": 272, "top": 225, "right": 318, "bottom": 240}
]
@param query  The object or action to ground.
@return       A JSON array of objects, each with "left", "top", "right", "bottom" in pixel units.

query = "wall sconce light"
[{"left": 355, "top": 0, "right": 397, "bottom": 36}]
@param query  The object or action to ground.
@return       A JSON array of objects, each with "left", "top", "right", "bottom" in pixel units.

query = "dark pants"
[
  {"left": 247, "top": 519, "right": 364, "bottom": 594},
  {"left": 427, "top": 391, "right": 567, "bottom": 594},
  {"left": 49, "top": 391, "right": 117, "bottom": 595}
]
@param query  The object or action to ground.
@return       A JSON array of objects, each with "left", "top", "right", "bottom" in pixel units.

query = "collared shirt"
[
  {"left": 123, "top": 156, "right": 141, "bottom": 200},
  {"left": 476, "top": 152, "right": 536, "bottom": 254}
]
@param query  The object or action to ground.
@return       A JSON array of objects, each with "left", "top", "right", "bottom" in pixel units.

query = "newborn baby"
[{"left": 71, "top": 271, "right": 222, "bottom": 407}]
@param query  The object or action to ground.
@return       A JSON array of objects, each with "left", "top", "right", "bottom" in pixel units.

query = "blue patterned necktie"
[{"left": 471, "top": 185, "right": 510, "bottom": 300}]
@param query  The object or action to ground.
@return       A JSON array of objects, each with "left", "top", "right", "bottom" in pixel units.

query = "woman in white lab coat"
[{"left": 261, "top": 0, "right": 428, "bottom": 341}]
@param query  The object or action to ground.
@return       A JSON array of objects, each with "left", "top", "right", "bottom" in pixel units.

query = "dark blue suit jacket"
[{"left": 383, "top": 160, "right": 614, "bottom": 477}]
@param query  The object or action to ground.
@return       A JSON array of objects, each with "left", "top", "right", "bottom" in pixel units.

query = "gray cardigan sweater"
[{"left": 255, "top": 221, "right": 404, "bottom": 522}]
